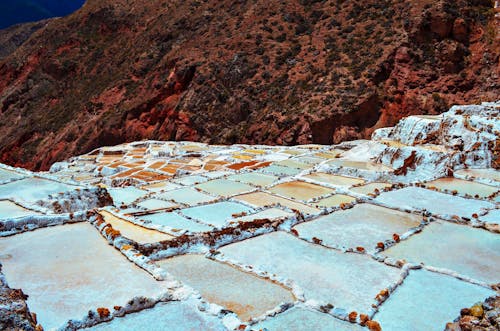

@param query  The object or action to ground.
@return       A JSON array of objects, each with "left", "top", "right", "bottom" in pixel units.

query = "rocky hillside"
[
  {"left": 0, "top": 19, "right": 51, "bottom": 59},
  {"left": 0, "top": 0, "right": 498, "bottom": 170}
]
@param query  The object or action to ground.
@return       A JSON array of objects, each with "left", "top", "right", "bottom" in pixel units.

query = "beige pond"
[
  {"left": 268, "top": 181, "right": 332, "bottom": 201},
  {"left": 0, "top": 223, "right": 168, "bottom": 330},
  {"left": 350, "top": 182, "right": 393, "bottom": 195},
  {"left": 303, "top": 172, "right": 365, "bottom": 186},
  {"left": 314, "top": 194, "right": 356, "bottom": 208},
  {"left": 294, "top": 203, "right": 421, "bottom": 251},
  {"left": 234, "top": 192, "right": 320, "bottom": 215},
  {"left": 423, "top": 177, "right": 498, "bottom": 198},
  {"left": 158, "top": 254, "right": 294, "bottom": 321},
  {"left": 99, "top": 210, "right": 174, "bottom": 244}
]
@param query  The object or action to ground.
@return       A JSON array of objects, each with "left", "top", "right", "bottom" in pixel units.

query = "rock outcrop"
[{"left": 373, "top": 101, "right": 500, "bottom": 181}]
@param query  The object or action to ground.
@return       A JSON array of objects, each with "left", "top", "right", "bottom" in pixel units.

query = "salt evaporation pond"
[
  {"left": 179, "top": 201, "right": 254, "bottom": 227},
  {"left": 220, "top": 231, "right": 402, "bottom": 314},
  {"left": 233, "top": 192, "right": 320, "bottom": 215},
  {"left": 227, "top": 172, "right": 278, "bottom": 187},
  {"left": 0, "top": 223, "right": 168, "bottom": 330},
  {"left": 85, "top": 301, "right": 227, "bottom": 331},
  {"left": 195, "top": 179, "right": 255, "bottom": 198},
  {"left": 140, "top": 212, "right": 213, "bottom": 234},
  {"left": 0, "top": 200, "right": 40, "bottom": 219},
  {"left": 251, "top": 306, "right": 365, "bottom": 331},
  {"left": 158, "top": 254, "right": 294, "bottom": 321},
  {"left": 268, "top": 181, "right": 332, "bottom": 201},
  {"left": 423, "top": 177, "right": 498, "bottom": 198},
  {"left": 375, "top": 186, "right": 494, "bottom": 218},
  {"left": 374, "top": 269, "right": 495, "bottom": 330},
  {"left": 155, "top": 187, "right": 216, "bottom": 206},
  {"left": 0, "top": 177, "right": 80, "bottom": 202},
  {"left": 100, "top": 210, "right": 174, "bottom": 243},
  {"left": 383, "top": 221, "right": 500, "bottom": 284},
  {"left": 302, "top": 172, "right": 365, "bottom": 186},
  {"left": 294, "top": 203, "right": 421, "bottom": 251}
]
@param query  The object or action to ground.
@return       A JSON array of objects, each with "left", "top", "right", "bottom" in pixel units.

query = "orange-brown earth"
[{"left": 0, "top": 0, "right": 498, "bottom": 170}]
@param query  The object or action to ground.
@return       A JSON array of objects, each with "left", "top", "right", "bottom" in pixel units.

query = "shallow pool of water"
[
  {"left": 455, "top": 168, "right": 500, "bottom": 182},
  {"left": 479, "top": 209, "right": 499, "bottom": 224},
  {"left": 108, "top": 187, "right": 148, "bottom": 206},
  {"left": 179, "top": 201, "right": 254, "bottom": 227},
  {"left": 0, "top": 177, "right": 80, "bottom": 202},
  {"left": 423, "top": 177, "right": 498, "bottom": 198},
  {"left": 141, "top": 182, "right": 182, "bottom": 192},
  {"left": 259, "top": 165, "right": 302, "bottom": 176},
  {"left": 328, "top": 159, "right": 393, "bottom": 172},
  {"left": 140, "top": 212, "right": 213, "bottom": 234},
  {"left": 375, "top": 187, "right": 494, "bottom": 218},
  {"left": 220, "top": 232, "right": 402, "bottom": 314},
  {"left": 0, "top": 200, "right": 40, "bottom": 219},
  {"left": 294, "top": 204, "right": 421, "bottom": 251},
  {"left": 0, "top": 168, "right": 23, "bottom": 182},
  {"left": 275, "top": 159, "right": 313, "bottom": 170},
  {"left": 172, "top": 175, "right": 208, "bottom": 186},
  {"left": 0, "top": 223, "right": 168, "bottom": 330},
  {"left": 158, "top": 254, "right": 294, "bottom": 321},
  {"left": 155, "top": 187, "right": 216, "bottom": 206},
  {"left": 230, "top": 208, "right": 293, "bottom": 224},
  {"left": 268, "top": 181, "right": 332, "bottom": 201},
  {"left": 374, "top": 269, "right": 494, "bottom": 330},
  {"left": 227, "top": 172, "right": 278, "bottom": 187},
  {"left": 195, "top": 179, "right": 255, "bottom": 198},
  {"left": 233, "top": 192, "right": 320, "bottom": 215},
  {"left": 251, "top": 306, "right": 364, "bottom": 331},
  {"left": 85, "top": 301, "right": 226, "bottom": 331},
  {"left": 100, "top": 210, "right": 174, "bottom": 244},
  {"left": 350, "top": 182, "right": 393, "bottom": 195},
  {"left": 384, "top": 220, "right": 500, "bottom": 284},
  {"left": 136, "top": 199, "right": 178, "bottom": 211},
  {"left": 302, "top": 172, "right": 365, "bottom": 187},
  {"left": 313, "top": 194, "right": 356, "bottom": 208}
]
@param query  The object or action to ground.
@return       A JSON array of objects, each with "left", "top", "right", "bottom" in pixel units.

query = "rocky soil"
[
  {"left": 0, "top": 0, "right": 498, "bottom": 170},
  {"left": 0, "top": 20, "right": 51, "bottom": 60},
  {"left": 0, "top": 265, "right": 38, "bottom": 331},
  {"left": 445, "top": 296, "right": 500, "bottom": 331}
]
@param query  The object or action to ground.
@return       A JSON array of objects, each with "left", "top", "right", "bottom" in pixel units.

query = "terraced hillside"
[
  {"left": 0, "top": 101, "right": 499, "bottom": 330},
  {"left": 0, "top": 0, "right": 498, "bottom": 170}
]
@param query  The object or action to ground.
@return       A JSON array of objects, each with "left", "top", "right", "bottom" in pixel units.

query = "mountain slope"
[
  {"left": 0, "top": 20, "right": 51, "bottom": 59},
  {"left": 0, "top": 0, "right": 498, "bottom": 170}
]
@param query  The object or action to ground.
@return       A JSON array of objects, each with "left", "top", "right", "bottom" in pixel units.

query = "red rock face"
[{"left": 0, "top": 0, "right": 498, "bottom": 170}]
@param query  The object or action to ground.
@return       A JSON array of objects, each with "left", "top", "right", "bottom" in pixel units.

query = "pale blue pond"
[
  {"left": 195, "top": 179, "right": 255, "bottom": 198},
  {"left": 0, "top": 200, "right": 40, "bottom": 219},
  {"left": 383, "top": 220, "right": 500, "bottom": 284},
  {"left": 155, "top": 187, "right": 216, "bottom": 206},
  {"left": 0, "top": 177, "right": 80, "bottom": 202},
  {"left": 172, "top": 175, "right": 208, "bottom": 186},
  {"left": 227, "top": 172, "right": 278, "bottom": 187},
  {"left": 479, "top": 209, "right": 499, "bottom": 223},
  {"left": 251, "top": 307, "right": 365, "bottom": 331},
  {"left": 0, "top": 168, "right": 23, "bottom": 182},
  {"left": 180, "top": 201, "right": 254, "bottom": 227},
  {"left": 108, "top": 187, "right": 148, "bottom": 205},
  {"left": 85, "top": 301, "right": 226, "bottom": 331},
  {"left": 140, "top": 212, "right": 213, "bottom": 233},
  {"left": 374, "top": 269, "right": 495, "bottom": 330},
  {"left": 375, "top": 187, "right": 494, "bottom": 218},
  {"left": 258, "top": 165, "right": 301, "bottom": 176},
  {"left": 220, "top": 232, "right": 402, "bottom": 314},
  {"left": 136, "top": 199, "right": 178, "bottom": 211}
]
